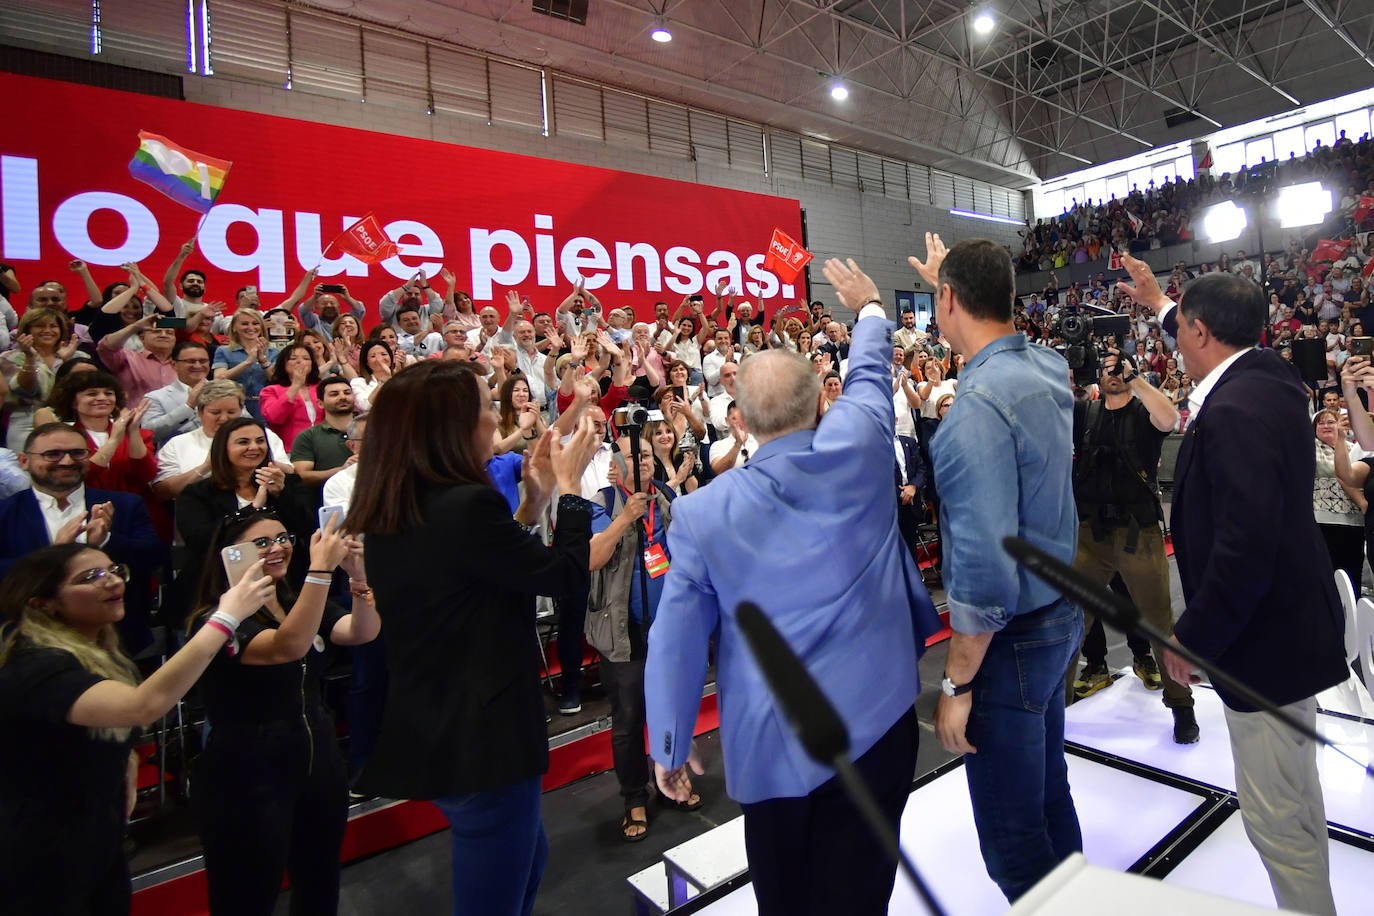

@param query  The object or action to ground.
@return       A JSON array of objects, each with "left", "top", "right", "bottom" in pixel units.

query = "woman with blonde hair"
[
  {"left": 211, "top": 308, "right": 277, "bottom": 420},
  {"left": 3, "top": 306, "right": 84, "bottom": 449},
  {"left": 0, "top": 543, "right": 272, "bottom": 914}
]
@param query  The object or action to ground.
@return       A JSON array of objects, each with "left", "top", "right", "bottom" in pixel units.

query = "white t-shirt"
[
  {"left": 709, "top": 433, "right": 759, "bottom": 470},
  {"left": 920, "top": 379, "right": 957, "bottom": 419},
  {"left": 155, "top": 426, "right": 289, "bottom": 481}
]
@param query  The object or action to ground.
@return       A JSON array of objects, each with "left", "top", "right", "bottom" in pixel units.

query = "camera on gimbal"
[{"left": 1048, "top": 306, "right": 1133, "bottom": 386}]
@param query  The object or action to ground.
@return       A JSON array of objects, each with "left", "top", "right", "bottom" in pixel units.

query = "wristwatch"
[{"left": 941, "top": 672, "right": 973, "bottom": 697}]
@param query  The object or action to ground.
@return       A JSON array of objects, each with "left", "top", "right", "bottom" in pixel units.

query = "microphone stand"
[
  {"left": 1002, "top": 536, "right": 1374, "bottom": 779},
  {"left": 736, "top": 602, "right": 949, "bottom": 916}
]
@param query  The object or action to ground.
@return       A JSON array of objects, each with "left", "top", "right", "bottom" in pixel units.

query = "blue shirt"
[
  {"left": 212, "top": 343, "right": 279, "bottom": 417},
  {"left": 589, "top": 486, "right": 670, "bottom": 623},
  {"left": 930, "top": 333, "right": 1077, "bottom": 634},
  {"left": 485, "top": 453, "right": 523, "bottom": 513}
]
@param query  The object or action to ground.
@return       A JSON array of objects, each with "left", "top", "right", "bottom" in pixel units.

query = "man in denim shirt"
[{"left": 919, "top": 234, "right": 1083, "bottom": 902}]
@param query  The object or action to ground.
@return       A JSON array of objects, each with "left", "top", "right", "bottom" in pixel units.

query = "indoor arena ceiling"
[{"left": 302, "top": 0, "right": 1374, "bottom": 187}]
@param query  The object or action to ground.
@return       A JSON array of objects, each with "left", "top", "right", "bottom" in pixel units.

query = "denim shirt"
[{"left": 930, "top": 333, "right": 1078, "bottom": 634}]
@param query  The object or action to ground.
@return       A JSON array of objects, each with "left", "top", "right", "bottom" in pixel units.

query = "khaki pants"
[
  {"left": 1066, "top": 520, "right": 1193, "bottom": 708},
  {"left": 1223, "top": 698, "right": 1336, "bottom": 915}
]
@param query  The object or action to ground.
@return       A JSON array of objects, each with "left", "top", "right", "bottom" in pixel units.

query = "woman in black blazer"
[{"left": 347, "top": 360, "right": 603, "bottom": 916}]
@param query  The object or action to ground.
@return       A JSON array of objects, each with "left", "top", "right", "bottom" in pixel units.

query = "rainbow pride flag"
[{"left": 127, "top": 130, "right": 231, "bottom": 213}]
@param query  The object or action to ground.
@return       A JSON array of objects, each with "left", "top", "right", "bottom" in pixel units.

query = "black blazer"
[
  {"left": 1169, "top": 346, "right": 1347, "bottom": 711},
  {"left": 357, "top": 484, "right": 591, "bottom": 800},
  {"left": 893, "top": 435, "right": 926, "bottom": 492}
]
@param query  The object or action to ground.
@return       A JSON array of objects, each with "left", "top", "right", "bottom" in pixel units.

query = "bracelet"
[
  {"left": 306, "top": 569, "right": 334, "bottom": 576},
  {"left": 349, "top": 585, "right": 374, "bottom": 601},
  {"left": 208, "top": 610, "right": 240, "bottom": 633},
  {"left": 304, "top": 575, "right": 332, "bottom": 588},
  {"left": 203, "top": 619, "right": 239, "bottom": 656}
]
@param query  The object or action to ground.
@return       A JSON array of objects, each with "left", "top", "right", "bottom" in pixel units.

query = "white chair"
[
  {"left": 1357, "top": 597, "right": 1374, "bottom": 699},
  {"left": 1316, "top": 571, "right": 1374, "bottom": 717}
]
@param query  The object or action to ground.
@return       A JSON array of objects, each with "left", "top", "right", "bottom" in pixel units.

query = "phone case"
[{"left": 221, "top": 544, "right": 257, "bottom": 587}]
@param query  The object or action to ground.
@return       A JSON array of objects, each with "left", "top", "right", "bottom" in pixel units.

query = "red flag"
[
  {"left": 1353, "top": 195, "right": 1374, "bottom": 223},
  {"left": 1312, "top": 238, "right": 1351, "bottom": 262},
  {"left": 324, "top": 212, "right": 400, "bottom": 264},
  {"left": 762, "top": 228, "right": 813, "bottom": 284},
  {"left": 1362, "top": 258, "right": 1374, "bottom": 280},
  {"left": 1109, "top": 248, "right": 1123, "bottom": 270},
  {"left": 1126, "top": 212, "right": 1143, "bottom": 235},
  {"left": 1198, "top": 147, "right": 1213, "bottom": 171}
]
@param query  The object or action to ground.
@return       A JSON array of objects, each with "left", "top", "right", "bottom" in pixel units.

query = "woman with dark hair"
[
  {"left": 0, "top": 543, "right": 271, "bottom": 915},
  {"left": 346, "top": 360, "right": 603, "bottom": 915},
  {"left": 259, "top": 344, "right": 322, "bottom": 451},
  {"left": 329, "top": 313, "right": 362, "bottom": 373},
  {"left": 494, "top": 375, "right": 547, "bottom": 455},
  {"left": 175, "top": 418, "right": 314, "bottom": 612},
  {"left": 647, "top": 418, "right": 698, "bottom": 496},
  {"left": 350, "top": 340, "right": 394, "bottom": 412},
  {"left": 1313, "top": 408, "right": 1367, "bottom": 585},
  {"left": 187, "top": 508, "right": 379, "bottom": 915},
  {"left": 819, "top": 370, "right": 843, "bottom": 415}
]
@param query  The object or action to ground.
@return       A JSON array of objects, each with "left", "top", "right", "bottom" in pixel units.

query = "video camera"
[{"left": 1048, "top": 305, "right": 1132, "bottom": 386}]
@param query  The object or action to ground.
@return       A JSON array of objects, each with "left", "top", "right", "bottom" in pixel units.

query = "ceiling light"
[
  {"left": 1202, "top": 200, "right": 1248, "bottom": 243},
  {"left": 830, "top": 82, "right": 849, "bottom": 101},
  {"left": 972, "top": 11, "right": 995, "bottom": 34},
  {"left": 1276, "top": 182, "right": 1333, "bottom": 228},
  {"left": 650, "top": 26, "right": 672, "bottom": 43}
]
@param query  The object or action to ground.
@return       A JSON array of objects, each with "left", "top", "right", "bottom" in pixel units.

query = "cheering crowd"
[{"left": 0, "top": 200, "right": 1361, "bottom": 916}]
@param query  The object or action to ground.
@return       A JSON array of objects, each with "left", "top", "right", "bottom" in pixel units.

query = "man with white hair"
[{"left": 645, "top": 257, "right": 941, "bottom": 916}]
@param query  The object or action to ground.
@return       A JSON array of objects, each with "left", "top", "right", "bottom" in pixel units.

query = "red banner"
[
  {"left": 0, "top": 73, "right": 803, "bottom": 319},
  {"left": 761, "top": 228, "right": 813, "bottom": 283},
  {"left": 1312, "top": 238, "right": 1351, "bottom": 262},
  {"left": 1353, "top": 195, "right": 1374, "bottom": 223}
]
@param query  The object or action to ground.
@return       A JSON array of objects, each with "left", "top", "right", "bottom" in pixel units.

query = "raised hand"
[
  {"left": 570, "top": 335, "right": 589, "bottom": 364},
  {"left": 56, "top": 335, "right": 82, "bottom": 361},
  {"left": 907, "top": 232, "right": 948, "bottom": 287},
  {"left": 1116, "top": 253, "right": 1168, "bottom": 314},
  {"left": 179, "top": 238, "right": 196, "bottom": 258},
  {"left": 68, "top": 259, "right": 87, "bottom": 273},
  {"left": 218, "top": 560, "right": 274, "bottom": 622},
  {"left": 820, "top": 257, "right": 880, "bottom": 311},
  {"left": 85, "top": 502, "right": 114, "bottom": 546}
]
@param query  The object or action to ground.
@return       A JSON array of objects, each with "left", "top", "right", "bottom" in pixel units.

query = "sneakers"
[
  {"left": 1172, "top": 707, "right": 1200, "bottom": 744},
  {"left": 1072, "top": 664, "right": 1112, "bottom": 700},
  {"left": 557, "top": 694, "right": 582, "bottom": 716},
  {"left": 1133, "top": 654, "right": 1163, "bottom": 691}
]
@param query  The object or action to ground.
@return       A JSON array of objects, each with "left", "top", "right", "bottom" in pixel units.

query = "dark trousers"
[
  {"left": 347, "top": 635, "right": 388, "bottom": 778},
  {"left": 600, "top": 621, "right": 650, "bottom": 808},
  {"left": 193, "top": 720, "right": 349, "bottom": 916},
  {"left": 556, "top": 583, "right": 590, "bottom": 699},
  {"left": 896, "top": 501, "right": 923, "bottom": 564},
  {"left": 1079, "top": 574, "right": 1152, "bottom": 665},
  {"left": 434, "top": 776, "right": 547, "bottom": 916},
  {"left": 964, "top": 599, "right": 1083, "bottom": 902},
  {"left": 740, "top": 707, "right": 918, "bottom": 916},
  {"left": 1320, "top": 522, "right": 1364, "bottom": 589}
]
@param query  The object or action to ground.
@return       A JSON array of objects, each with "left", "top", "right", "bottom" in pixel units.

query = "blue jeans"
[
  {"left": 433, "top": 777, "right": 547, "bottom": 916},
  {"left": 963, "top": 599, "right": 1083, "bottom": 902}
]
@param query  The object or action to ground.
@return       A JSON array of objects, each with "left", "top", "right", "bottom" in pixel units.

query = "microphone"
[
  {"left": 736, "top": 602, "right": 948, "bottom": 916},
  {"left": 1001, "top": 536, "right": 1374, "bottom": 780}
]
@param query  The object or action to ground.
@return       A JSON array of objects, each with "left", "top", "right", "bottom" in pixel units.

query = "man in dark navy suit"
[
  {"left": 894, "top": 430, "right": 927, "bottom": 563},
  {"left": 0, "top": 423, "right": 166, "bottom": 650},
  {"left": 1118, "top": 255, "right": 1345, "bottom": 915}
]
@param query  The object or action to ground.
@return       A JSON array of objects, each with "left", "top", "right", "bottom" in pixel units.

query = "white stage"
[{"left": 632, "top": 668, "right": 1374, "bottom": 915}]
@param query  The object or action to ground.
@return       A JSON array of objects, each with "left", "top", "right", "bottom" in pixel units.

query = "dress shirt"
[
  {"left": 1157, "top": 302, "right": 1255, "bottom": 414},
  {"left": 96, "top": 341, "right": 177, "bottom": 405},
  {"left": 322, "top": 463, "right": 357, "bottom": 512},
  {"left": 929, "top": 333, "right": 1077, "bottom": 634},
  {"left": 0, "top": 448, "right": 27, "bottom": 498},
  {"left": 708, "top": 433, "right": 759, "bottom": 470},
  {"left": 702, "top": 350, "right": 730, "bottom": 397},
  {"left": 489, "top": 334, "right": 549, "bottom": 403},
  {"left": 708, "top": 392, "right": 736, "bottom": 438},
  {"left": 32, "top": 485, "right": 107, "bottom": 546},
  {"left": 297, "top": 299, "right": 365, "bottom": 341},
  {"left": 379, "top": 289, "right": 443, "bottom": 330}
]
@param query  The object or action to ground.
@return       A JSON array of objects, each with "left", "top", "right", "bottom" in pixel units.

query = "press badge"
[
  {"left": 312, "top": 635, "right": 326, "bottom": 653},
  {"left": 644, "top": 544, "right": 670, "bottom": 578}
]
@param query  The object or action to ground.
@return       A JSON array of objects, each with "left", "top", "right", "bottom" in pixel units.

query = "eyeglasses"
[
  {"left": 176, "top": 357, "right": 211, "bottom": 365},
  {"left": 247, "top": 533, "right": 295, "bottom": 550},
  {"left": 70, "top": 563, "right": 130, "bottom": 586},
  {"left": 27, "top": 448, "right": 91, "bottom": 462}
]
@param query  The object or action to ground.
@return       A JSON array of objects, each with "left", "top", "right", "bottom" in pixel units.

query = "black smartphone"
[
  {"left": 154, "top": 317, "right": 187, "bottom": 329},
  {"left": 1351, "top": 337, "right": 1373, "bottom": 358},
  {"left": 673, "top": 386, "right": 687, "bottom": 401},
  {"left": 319, "top": 283, "right": 346, "bottom": 294}
]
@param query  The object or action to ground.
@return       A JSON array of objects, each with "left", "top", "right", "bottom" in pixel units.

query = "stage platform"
[{"left": 639, "top": 667, "right": 1374, "bottom": 915}]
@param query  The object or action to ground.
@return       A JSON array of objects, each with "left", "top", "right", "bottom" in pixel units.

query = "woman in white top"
[
  {"left": 351, "top": 341, "right": 395, "bottom": 413},
  {"left": 917, "top": 359, "right": 957, "bottom": 419},
  {"left": 1313, "top": 408, "right": 1367, "bottom": 586},
  {"left": 659, "top": 315, "right": 709, "bottom": 385}
]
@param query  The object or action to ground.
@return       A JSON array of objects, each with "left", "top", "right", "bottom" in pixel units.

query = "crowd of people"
[
  {"left": 1016, "top": 129, "right": 1374, "bottom": 273},
  {"left": 0, "top": 197, "right": 1364, "bottom": 915}
]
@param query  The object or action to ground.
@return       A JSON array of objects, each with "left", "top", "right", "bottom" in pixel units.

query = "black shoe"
[
  {"left": 1172, "top": 707, "right": 1200, "bottom": 744},
  {"left": 1072, "top": 664, "right": 1112, "bottom": 700},
  {"left": 1133, "top": 654, "right": 1163, "bottom": 690}
]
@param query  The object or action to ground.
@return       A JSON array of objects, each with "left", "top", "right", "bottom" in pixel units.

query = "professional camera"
[{"left": 1047, "top": 305, "right": 1132, "bottom": 386}]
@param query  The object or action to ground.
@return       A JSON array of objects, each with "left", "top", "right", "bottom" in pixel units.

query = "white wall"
[{"left": 182, "top": 74, "right": 1024, "bottom": 321}]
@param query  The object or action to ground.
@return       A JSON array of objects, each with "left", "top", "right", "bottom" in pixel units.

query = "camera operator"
[{"left": 1066, "top": 348, "right": 1199, "bottom": 743}]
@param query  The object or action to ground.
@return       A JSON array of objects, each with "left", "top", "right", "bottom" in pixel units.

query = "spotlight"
[
  {"left": 650, "top": 26, "right": 672, "bottom": 43},
  {"left": 830, "top": 82, "right": 849, "bottom": 101},
  {"left": 1203, "top": 200, "right": 1248, "bottom": 243},
  {"left": 972, "top": 11, "right": 995, "bottom": 34},
  {"left": 1276, "top": 181, "right": 1333, "bottom": 228}
]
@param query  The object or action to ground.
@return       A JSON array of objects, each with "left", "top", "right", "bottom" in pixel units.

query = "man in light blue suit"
[{"left": 645, "top": 257, "right": 942, "bottom": 916}]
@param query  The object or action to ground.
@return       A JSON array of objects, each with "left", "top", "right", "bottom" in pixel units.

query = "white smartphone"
[{"left": 318, "top": 505, "right": 344, "bottom": 532}]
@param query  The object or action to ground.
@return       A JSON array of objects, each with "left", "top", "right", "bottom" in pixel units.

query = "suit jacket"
[
  {"left": 894, "top": 434, "right": 926, "bottom": 492},
  {"left": 644, "top": 311, "right": 942, "bottom": 804},
  {"left": 0, "top": 487, "right": 167, "bottom": 649},
  {"left": 357, "top": 485, "right": 591, "bottom": 799},
  {"left": 1169, "top": 346, "right": 1347, "bottom": 711}
]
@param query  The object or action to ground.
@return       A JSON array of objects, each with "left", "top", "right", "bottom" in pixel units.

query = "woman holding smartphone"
[
  {"left": 0, "top": 543, "right": 273, "bottom": 915},
  {"left": 187, "top": 509, "right": 379, "bottom": 915}
]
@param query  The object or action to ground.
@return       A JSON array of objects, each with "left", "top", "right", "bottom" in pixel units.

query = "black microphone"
[
  {"left": 1001, "top": 536, "right": 1374, "bottom": 780},
  {"left": 736, "top": 601, "right": 948, "bottom": 916}
]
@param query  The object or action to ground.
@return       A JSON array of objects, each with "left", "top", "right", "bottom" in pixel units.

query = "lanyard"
[{"left": 619, "top": 483, "right": 655, "bottom": 544}]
